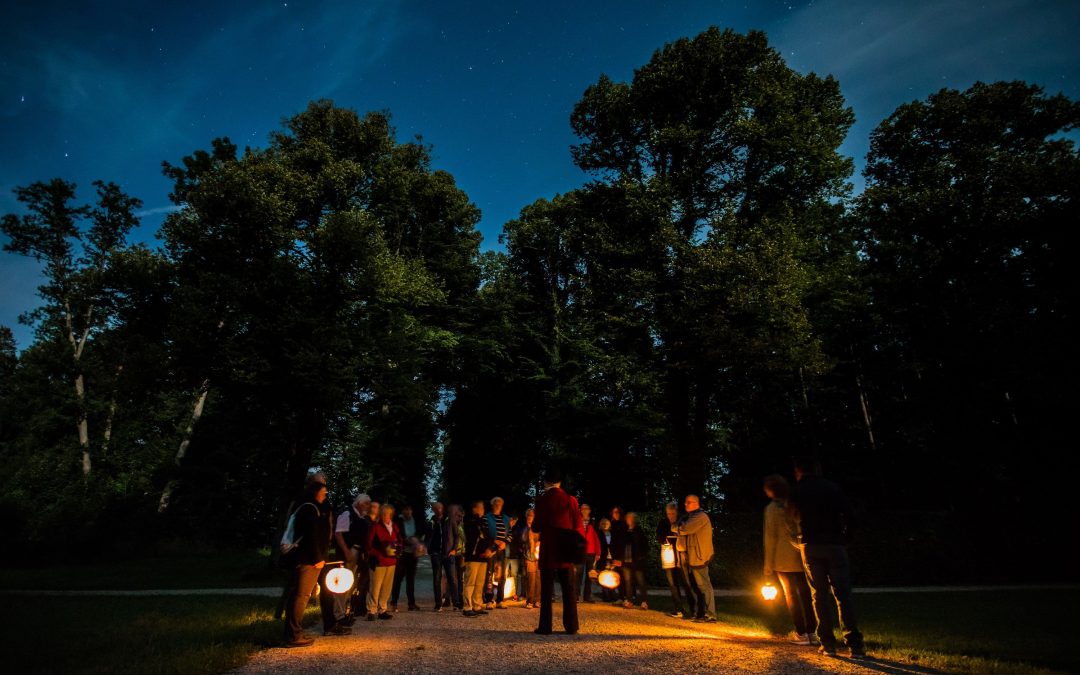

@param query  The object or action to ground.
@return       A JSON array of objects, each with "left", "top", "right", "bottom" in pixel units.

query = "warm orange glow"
[
  {"left": 326, "top": 567, "right": 356, "bottom": 594},
  {"left": 598, "top": 569, "right": 621, "bottom": 589},
  {"left": 660, "top": 543, "right": 676, "bottom": 569},
  {"left": 503, "top": 576, "right": 516, "bottom": 598},
  {"left": 760, "top": 582, "right": 778, "bottom": 601}
]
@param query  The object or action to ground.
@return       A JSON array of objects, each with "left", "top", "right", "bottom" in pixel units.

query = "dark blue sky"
[{"left": 2, "top": 0, "right": 1078, "bottom": 350}]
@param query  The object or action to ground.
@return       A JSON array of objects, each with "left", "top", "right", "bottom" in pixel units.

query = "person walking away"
[
  {"left": 484, "top": 496, "right": 513, "bottom": 608},
  {"left": 675, "top": 495, "right": 716, "bottom": 623},
  {"left": 426, "top": 501, "right": 454, "bottom": 612},
  {"left": 788, "top": 457, "right": 866, "bottom": 659},
  {"left": 504, "top": 514, "right": 522, "bottom": 602},
  {"left": 614, "top": 512, "right": 648, "bottom": 609},
  {"left": 332, "top": 494, "right": 371, "bottom": 625},
  {"left": 657, "top": 501, "right": 692, "bottom": 618},
  {"left": 283, "top": 473, "right": 343, "bottom": 647},
  {"left": 391, "top": 504, "right": 423, "bottom": 612},
  {"left": 366, "top": 504, "right": 403, "bottom": 620},
  {"left": 531, "top": 467, "right": 583, "bottom": 635},
  {"left": 596, "top": 518, "right": 618, "bottom": 602},
  {"left": 520, "top": 508, "right": 541, "bottom": 608},
  {"left": 762, "top": 474, "right": 817, "bottom": 645},
  {"left": 578, "top": 504, "right": 600, "bottom": 603},
  {"left": 462, "top": 500, "right": 495, "bottom": 617}
]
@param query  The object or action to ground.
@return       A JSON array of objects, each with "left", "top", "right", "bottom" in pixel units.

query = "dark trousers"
[
  {"left": 620, "top": 566, "right": 647, "bottom": 604},
  {"left": 443, "top": 554, "right": 463, "bottom": 608},
  {"left": 576, "top": 554, "right": 597, "bottom": 601},
  {"left": 538, "top": 566, "right": 578, "bottom": 633},
  {"left": 664, "top": 564, "right": 691, "bottom": 614},
  {"left": 391, "top": 553, "right": 418, "bottom": 606},
  {"left": 678, "top": 558, "right": 697, "bottom": 617},
  {"left": 353, "top": 557, "right": 371, "bottom": 616},
  {"left": 777, "top": 570, "right": 817, "bottom": 636},
  {"left": 484, "top": 550, "right": 507, "bottom": 603},
  {"left": 283, "top": 564, "right": 335, "bottom": 642},
  {"left": 802, "top": 544, "right": 863, "bottom": 650},
  {"left": 430, "top": 554, "right": 445, "bottom": 608}
]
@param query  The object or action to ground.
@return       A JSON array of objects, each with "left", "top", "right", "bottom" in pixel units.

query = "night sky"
[{"left": 2, "top": 0, "right": 1078, "bottom": 350}]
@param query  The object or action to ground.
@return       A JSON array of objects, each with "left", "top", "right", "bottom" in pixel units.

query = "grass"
[
  {"left": 646, "top": 588, "right": 1077, "bottom": 674},
  {"left": 0, "top": 594, "right": 319, "bottom": 675},
  {"left": 0, "top": 548, "right": 283, "bottom": 590}
]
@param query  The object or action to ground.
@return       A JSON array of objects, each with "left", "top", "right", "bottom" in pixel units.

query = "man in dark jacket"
[
  {"left": 532, "top": 467, "right": 583, "bottom": 635},
  {"left": 789, "top": 456, "right": 866, "bottom": 659},
  {"left": 283, "top": 473, "right": 343, "bottom": 647},
  {"left": 426, "top": 501, "right": 455, "bottom": 611}
]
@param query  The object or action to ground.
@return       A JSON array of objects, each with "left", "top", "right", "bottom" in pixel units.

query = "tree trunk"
[
  {"left": 65, "top": 301, "right": 94, "bottom": 477},
  {"left": 157, "top": 379, "right": 211, "bottom": 514},
  {"left": 855, "top": 373, "right": 876, "bottom": 450},
  {"left": 101, "top": 362, "right": 124, "bottom": 456}
]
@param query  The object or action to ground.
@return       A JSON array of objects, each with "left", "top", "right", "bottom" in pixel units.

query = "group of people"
[{"left": 281, "top": 459, "right": 866, "bottom": 660}]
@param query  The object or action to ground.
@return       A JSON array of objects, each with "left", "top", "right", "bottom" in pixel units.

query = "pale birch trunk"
[
  {"left": 65, "top": 302, "right": 94, "bottom": 477},
  {"left": 855, "top": 373, "right": 876, "bottom": 450},
  {"left": 101, "top": 362, "right": 124, "bottom": 456}
]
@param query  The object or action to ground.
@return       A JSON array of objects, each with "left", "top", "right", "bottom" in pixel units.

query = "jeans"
[
  {"left": 429, "top": 554, "right": 445, "bottom": 608},
  {"left": 576, "top": 554, "right": 597, "bottom": 601},
  {"left": 524, "top": 560, "right": 540, "bottom": 604},
  {"left": 366, "top": 565, "right": 395, "bottom": 615},
  {"left": 505, "top": 557, "right": 522, "bottom": 598},
  {"left": 463, "top": 561, "right": 487, "bottom": 612},
  {"left": 664, "top": 563, "right": 691, "bottom": 614},
  {"left": 442, "top": 554, "right": 462, "bottom": 608},
  {"left": 538, "top": 566, "right": 578, "bottom": 633},
  {"left": 484, "top": 550, "right": 507, "bottom": 603},
  {"left": 284, "top": 564, "right": 335, "bottom": 641},
  {"left": 332, "top": 557, "right": 358, "bottom": 620},
  {"left": 391, "top": 553, "right": 418, "bottom": 606},
  {"left": 777, "top": 570, "right": 817, "bottom": 636},
  {"left": 687, "top": 564, "right": 715, "bottom": 618},
  {"left": 353, "top": 555, "right": 371, "bottom": 616},
  {"left": 802, "top": 544, "right": 863, "bottom": 650},
  {"left": 620, "top": 566, "right": 647, "bottom": 604}
]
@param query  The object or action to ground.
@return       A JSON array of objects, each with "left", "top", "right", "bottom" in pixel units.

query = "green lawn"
[
  {"left": 0, "top": 548, "right": 282, "bottom": 590},
  {"left": 647, "top": 588, "right": 1076, "bottom": 674}
]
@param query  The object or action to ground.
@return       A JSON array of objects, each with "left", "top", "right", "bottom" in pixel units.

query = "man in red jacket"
[{"left": 531, "top": 467, "right": 583, "bottom": 635}]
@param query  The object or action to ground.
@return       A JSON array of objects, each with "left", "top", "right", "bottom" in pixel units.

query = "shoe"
[
  {"left": 434, "top": 606, "right": 444, "bottom": 613},
  {"left": 323, "top": 624, "right": 351, "bottom": 636},
  {"left": 700, "top": 616, "right": 717, "bottom": 623},
  {"left": 378, "top": 612, "right": 393, "bottom": 620},
  {"left": 408, "top": 605, "right": 420, "bottom": 611},
  {"left": 391, "top": 604, "right": 399, "bottom": 613},
  {"left": 849, "top": 646, "right": 868, "bottom": 660},
  {"left": 790, "top": 633, "right": 812, "bottom": 645},
  {"left": 366, "top": 614, "right": 376, "bottom": 622},
  {"left": 496, "top": 602, "right": 506, "bottom": 609},
  {"left": 485, "top": 602, "right": 495, "bottom": 610},
  {"left": 668, "top": 610, "right": 684, "bottom": 618},
  {"left": 524, "top": 603, "right": 533, "bottom": 609},
  {"left": 462, "top": 610, "right": 478, "bottom": 617},
  {"left": 285, "top": 637, "right": 314, "bottom": 648},
  {"left": 476, "top": 609, "right": 489, "bottom": 615},
  {"left": 339, "top": 615, "right": 356, "bottom": 627},
  {"left": 622, "top": 601, "right": 633, "bottom": 608},
  {"left": 565, "top": 629, "right": 578, "bottom": 635},
  {"left": 640, "top": 602, "right": 648, "bottom": 610},
  {"left": 534, "top": 628, "right": 552, "bottom": 635},
  {"left": 819, "top": 644, "right": 838, "bottom": 656}
]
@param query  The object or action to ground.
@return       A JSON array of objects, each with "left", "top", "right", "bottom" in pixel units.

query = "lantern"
[
  {"left": 503, "top": 576, "right": 516, "bottom": 598},
  {"left": 660, "top": 543, "right": 676, "bottom": 569},
  {"left": 598, "top": 568, "right": 621, "bottom": 589},
  {"left": 760, "top": 582, "right": 778, "bottom": 601},
  {"left": 325, "top": 566, "right": 356, "bottom": 594}
]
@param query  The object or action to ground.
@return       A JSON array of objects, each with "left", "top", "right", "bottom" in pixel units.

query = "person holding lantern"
[
  {"left": 763, "top": 474, "right": 817, "bottom": 645},
  {"left": 596, "top": 518, "right": 618, "bottom": 602},
  {"left": 332, "top": 493, "right": 371, "bottom": 625},
  {"left": 532, "top": 467, "right": 583, "bottom": 635},
  {"left": 282, "top": 472, "right": 342, "bottom": 647},
  {"left": 520, "top": 507, "right": 542, "bottom": 608},
  {"left": 614, "top": 511, "right": 649, "bottom": 609},
  {"left": 365, "top": 504, "right": 404, "bottom": 620},
  {"left": 657, "top": 501, "right": 693, "bottom": 618},
  {"left": 577, "top": 504, "right": 600, "bottom": 603},
  {"left": 462, "top": 499, "right": 496, "bottom": 617},
  {"left": 675, "top": 494, "right": 717, "bottom": 622}
]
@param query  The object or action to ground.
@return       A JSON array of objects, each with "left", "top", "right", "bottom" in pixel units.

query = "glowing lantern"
[
  {"left": 325, "top": 566, "right": 356, "bottom": 594},
  {"left": 760, "top": 582, "right": 778, "bottom": 601},
  {"left": 660, "top": 543, "right": 676, "bottom": 569},
  {"left": 598, "top": 568, "right": 621, "bottom": 589},
  {"left": 503, "top": 576, "right": 516, "bottom": 598}
]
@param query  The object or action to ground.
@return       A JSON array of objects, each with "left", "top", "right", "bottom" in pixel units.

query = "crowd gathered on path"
[{"left": 279, "top": 459, "right": 867, "bottom": 660}]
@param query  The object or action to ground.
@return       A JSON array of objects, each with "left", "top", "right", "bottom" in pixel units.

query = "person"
[
  {"left": 656, "top": 501, "right": 693, "bottom": 618},
  {"left": 518, "top": 508, "right": 541, "bottom": 608},
  {"left": 788, "top": 457, "right": 866, "bottom": 658},
  {"left": 675, "top": 494, "right": 716, "bottom": 623},
  {"left": 577, "top": 504, "right": 600, "bottom": 603},
  {"left": 483, "top": 496, "right": 513, "bottom": 609},
  {"left": 462, "top": 500, "right": 495, "bottom": 617},
  {"left": 608, "top": 506, "right": 628, "bottom": 601},
  {"left": 332, "top": 493, "right": 371, "bottom": 625},
  {"left": 391, "top": 504, "right": 423, "bottom": 612},
  {"left": 366, "top": 504, "right": 403, "bottom": 620},
  {"left": 763, "top": 474, "right": 817, "bottom": 645},
  {"left": 451, "top": 503, "right": 466, "bottom": 609},
  {"left": 283, "top": 473, "right": 343, "bottom": 647},
  {"left": 531, "top": 467, "right": 582, "bottom": 635},
  {"left": 596, "top": 518, "right": 618, "bottom": 602},
  {"left": 614, "top": 511, "right": 648, "bottom": 609},
  {"left": 505, "top": 514, "right": 523, "bottom": 602},
  {"left": 426, "top": 501, "right": 455, "bottom": 612}
]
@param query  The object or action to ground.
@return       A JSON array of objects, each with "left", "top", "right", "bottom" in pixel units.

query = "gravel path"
[{"left": 238, "top": 569, "right": 920, "bottom": 675}]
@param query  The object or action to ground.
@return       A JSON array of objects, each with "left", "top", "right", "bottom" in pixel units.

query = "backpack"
[{"left": 278, "top": 502, "right": 317, "bottom": 569}]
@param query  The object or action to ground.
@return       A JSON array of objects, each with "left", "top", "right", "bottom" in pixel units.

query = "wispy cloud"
[{"left": 135, "top": 204, "right": 183, "bottom": 218}]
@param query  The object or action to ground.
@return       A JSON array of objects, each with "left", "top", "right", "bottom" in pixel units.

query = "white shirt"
[{"left": 335, "top": 511, "right": 350, "bottom": 534}]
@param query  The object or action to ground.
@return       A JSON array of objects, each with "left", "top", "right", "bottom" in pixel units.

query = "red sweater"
[
  {"left": 367, "top": 519, "right": 404, "bottom": 567},
  {"left": 532, "top": 486, "right": 583, "bottom": 569},
  {"left": 584, "top": 522, "right": 601, "bottom": 556}
]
